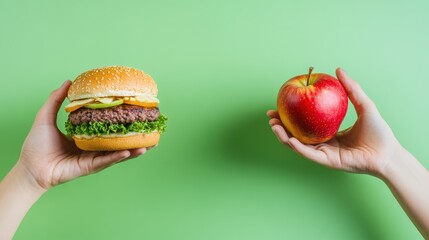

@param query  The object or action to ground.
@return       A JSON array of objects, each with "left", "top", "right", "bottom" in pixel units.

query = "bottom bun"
[{"left": 73, "top": 132, "right": 160, "bottom": 151}]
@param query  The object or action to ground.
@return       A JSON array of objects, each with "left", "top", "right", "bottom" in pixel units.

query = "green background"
[{"left": 1, "top": 0, "right": 428, "bottom": 239}]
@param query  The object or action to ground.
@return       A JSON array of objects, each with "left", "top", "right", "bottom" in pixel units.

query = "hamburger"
[{"left": 64, "top": 66, "right": 167, "bottom": 151}]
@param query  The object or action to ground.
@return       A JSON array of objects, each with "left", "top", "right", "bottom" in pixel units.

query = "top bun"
[{"left": 68, "top": 66, "right": 157, "bottom": 101}]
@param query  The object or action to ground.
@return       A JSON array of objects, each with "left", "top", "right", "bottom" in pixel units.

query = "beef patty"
[{"left": 68, "top": 105, "right": 160, "bottom": 125}]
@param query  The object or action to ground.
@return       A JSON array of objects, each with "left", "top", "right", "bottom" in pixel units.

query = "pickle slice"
[{"left": 85, "top": 99, "right": 123, "bottom": 109}]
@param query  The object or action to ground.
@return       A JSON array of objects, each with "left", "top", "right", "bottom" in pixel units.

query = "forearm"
[
  {"left": 0, "top": 162, "right": 46, "bottom": 239},
  {"left": 380, "top": 147, "right": 429, "bottom": 238}
]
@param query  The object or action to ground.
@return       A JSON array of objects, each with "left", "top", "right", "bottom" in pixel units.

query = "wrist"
[
  {"left": 8, "top": 161, "right": 47, "bottom": 197},
  {"left": 377, "top": 145, "right": 420, "bottom": 183}
]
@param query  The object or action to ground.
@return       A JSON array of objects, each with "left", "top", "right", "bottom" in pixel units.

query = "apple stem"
[{"left": 306, "top": 67, "right": 314, "bottom": 86}]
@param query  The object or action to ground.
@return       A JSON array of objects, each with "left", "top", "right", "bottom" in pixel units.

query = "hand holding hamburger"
[{"left": 65, "top": 66, "right": 167, "bottom": 151}]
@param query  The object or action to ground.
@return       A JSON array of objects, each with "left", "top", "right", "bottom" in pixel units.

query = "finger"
[
  {"left": 288, "top": 138, "right": 329, "bottom": 166},
  {"left": 266, "top": 110, "right": 280, "bottom": 118},
  {"left": 336, "top": 68, "right": 376, "bottom": 114},
  {"left": 127, "top": 148, "right": 147, "bottom": 159},
  {"left": 91, "top": 150, "right": 131, "bottom": 172},
  {"left": 116, "top": 147, "right": 150, "bottom": 163},
  {"left": 269, "top": 118, "right": 283, "bottom": 127},
  {"left": 35, "top": 80, "right": 72, "bottom": 125},
  {"left": 271, "top": 124, "right": 291, "bottom": 147}
]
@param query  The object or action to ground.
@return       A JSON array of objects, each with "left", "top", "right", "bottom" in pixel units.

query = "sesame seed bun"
[
  {"left": 73, "top": 132, "right": 160, "bottom": 151},
  {"left": 68, "top": 66, "right": 157, "bottom": 101}
]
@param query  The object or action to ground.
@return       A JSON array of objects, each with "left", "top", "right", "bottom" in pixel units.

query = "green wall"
[{"left": 1, "top": 0, "right": 428, "bottom": 239}]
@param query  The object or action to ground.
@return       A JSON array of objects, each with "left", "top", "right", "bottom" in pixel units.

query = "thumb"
[
  {"left": 336, "top": 68, "right": 376, "bottom": 115},
  {"left": 35, "top": 80, "right": 71, "bottom": 125}
]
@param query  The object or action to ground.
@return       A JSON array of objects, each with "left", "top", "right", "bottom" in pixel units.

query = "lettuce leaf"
[{"left": 65, "top": 114, "right": 167, "bottom": 136}]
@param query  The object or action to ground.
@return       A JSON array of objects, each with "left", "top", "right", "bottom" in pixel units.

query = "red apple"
[{"left": 277, "top": 67, "right": 348, "bottom": 144}]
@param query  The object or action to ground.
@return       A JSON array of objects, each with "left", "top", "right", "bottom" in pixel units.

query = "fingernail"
[{"left": 120, "top": 150, "right": 131, "bottom": 159}]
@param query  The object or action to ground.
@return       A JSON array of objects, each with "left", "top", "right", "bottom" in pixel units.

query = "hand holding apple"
[
  {"left": 272, "top": 69, "right": 429, "bottom": 239},
  {"left": 277, "top": 67, "right": 348, "bottom": 144}
]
